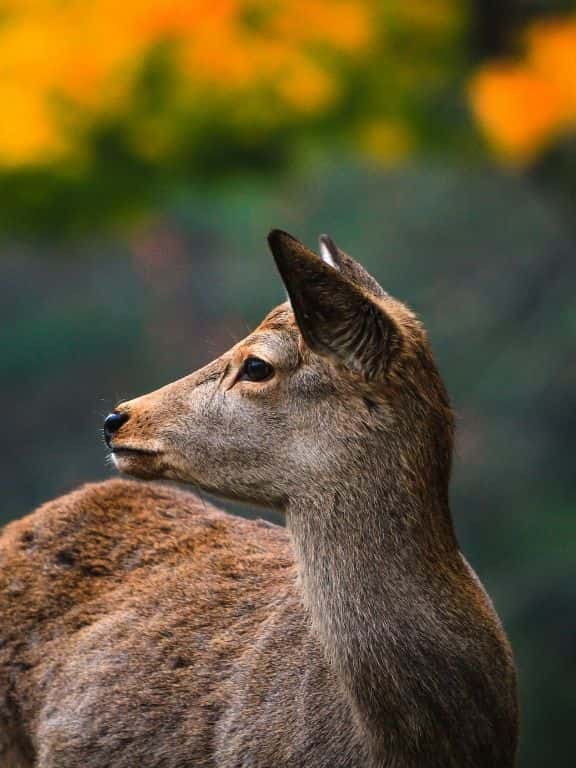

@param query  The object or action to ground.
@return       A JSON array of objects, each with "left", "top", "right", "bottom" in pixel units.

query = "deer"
[{"left": 0, "top": 230, "right": 518, "bottom": 768}]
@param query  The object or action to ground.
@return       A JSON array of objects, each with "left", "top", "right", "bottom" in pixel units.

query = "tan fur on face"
[{"left": 0, "top": 232, "right": 518, "bottom": 768}]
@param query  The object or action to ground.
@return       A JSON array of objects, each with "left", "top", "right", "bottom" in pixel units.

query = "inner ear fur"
[{"left": 268, "top": 229, "right": 402, "bottom": 381}]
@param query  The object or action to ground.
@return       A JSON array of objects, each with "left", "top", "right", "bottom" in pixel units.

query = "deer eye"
[{"left": 239, "top": 357, "right": 274, "bottom": 383}]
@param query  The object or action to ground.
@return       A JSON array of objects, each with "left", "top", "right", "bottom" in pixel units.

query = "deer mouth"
[
  {"left": 112, "top": 446, "right": 159, "bottom": 457},
  {"left": 111, "top": 446, "right": 163, "bottom": 479}
]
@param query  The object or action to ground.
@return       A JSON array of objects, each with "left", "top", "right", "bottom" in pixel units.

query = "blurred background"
[{"left": 1, "top": 1, "right": 575, "bottom": 763}]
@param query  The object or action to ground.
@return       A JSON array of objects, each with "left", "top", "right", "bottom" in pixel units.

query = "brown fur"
[{"left": 0, "top": 231, "right": 518, "bottom": 767}]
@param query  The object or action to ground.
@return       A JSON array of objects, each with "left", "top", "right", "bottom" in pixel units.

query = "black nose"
[{"left": 103, "top": 411, "right": 129, "bottom": 446}]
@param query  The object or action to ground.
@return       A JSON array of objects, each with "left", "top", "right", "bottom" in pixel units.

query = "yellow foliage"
[
  {"left": 470, "top": 15, "right": 576, "bottom": 163},
  {"left": 274, "top": 0, "right": 373, "bottom": 51},
  {"left": 0, "top": 82, "right": 65, "bottom": 166},
  {"left": 359, "top": 119, "right": 413, "bottom": 165},
  {"left": 0, "top": 0, "right": 376, "bottom": 167},
  {"left": 527, "top": 18, "right": 576, "bottom": 113},
  {"left": 470, "top": 66, "right": 569, "bottom": 163},
  {"left": 0, "top": 0, "right": 465, "bottom": 171},
  {"left": 277, "top": 55, "right": 337, "bottom": 113}
]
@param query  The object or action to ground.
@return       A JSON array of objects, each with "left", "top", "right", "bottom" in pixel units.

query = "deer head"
[{"left": 104, "top": 230, "right": 453, "bottom": 515}]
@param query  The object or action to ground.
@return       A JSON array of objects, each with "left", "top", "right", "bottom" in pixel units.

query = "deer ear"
[
  {"left": 318, "top": 234, "right": 386, "bottom": 298},
  {"left": 268, "top": 229, "right": 400, "bottom": 381},
  {"left": 319, "top": 235, "right": 339, "bottom": 269}
]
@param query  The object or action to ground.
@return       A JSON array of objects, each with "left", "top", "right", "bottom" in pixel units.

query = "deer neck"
[{"left": 286, "top": 467, "right": 460, "bottom": 759}]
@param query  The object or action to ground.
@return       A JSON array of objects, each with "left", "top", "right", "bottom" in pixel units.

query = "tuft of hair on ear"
[
  {"left": 319, "top": 235, "right": 339, "bottom": 269},
  {"left": 318, "top": 234, "right": 386, "bottom": 298},
  {"left": 268, "top": 229, "right": 401, "bottom": 382}
]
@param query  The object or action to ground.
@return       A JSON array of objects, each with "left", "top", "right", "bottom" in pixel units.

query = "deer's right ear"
[{"left": 268, "top": 229, "right": 401, "bottom": 381}]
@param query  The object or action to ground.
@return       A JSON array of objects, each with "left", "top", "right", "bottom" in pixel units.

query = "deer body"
[{"left": 0, "top": 231, "right": 518, "bottom": 767}]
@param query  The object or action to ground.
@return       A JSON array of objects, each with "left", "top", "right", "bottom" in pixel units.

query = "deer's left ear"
[{"left": 268, "top": 229, "right": 401, "bottom": 381}]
